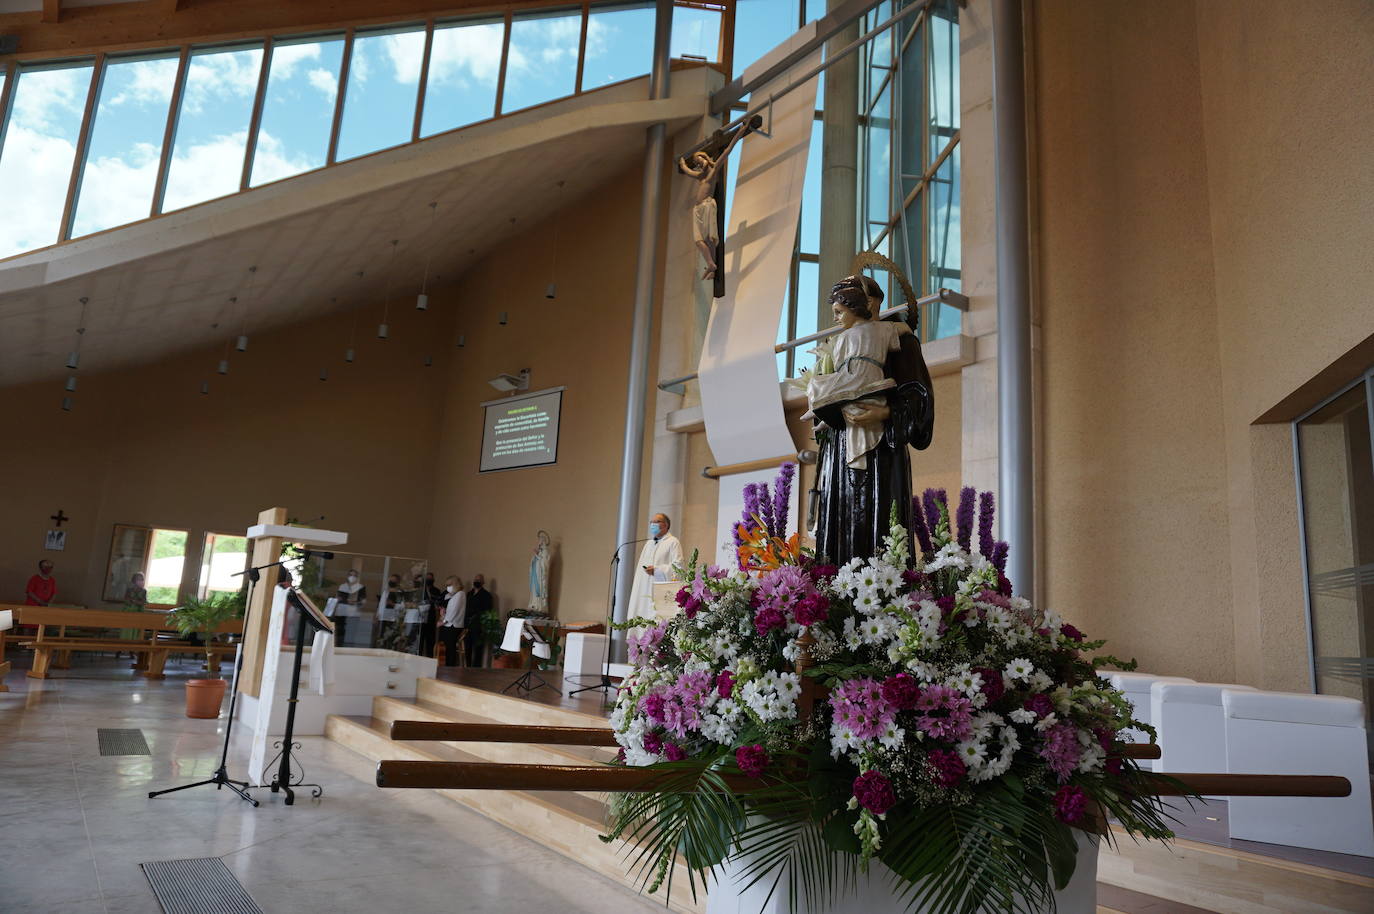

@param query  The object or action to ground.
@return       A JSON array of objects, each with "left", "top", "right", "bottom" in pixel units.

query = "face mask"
[
  {"left": 347, "top": 574, "right": 358, "bottom": 582},
  {"left": 649, "top": 523, "right": 662, "bottom": 538},
  {"left": 446, "top": 585, "right": 456, "bottom": 594}
]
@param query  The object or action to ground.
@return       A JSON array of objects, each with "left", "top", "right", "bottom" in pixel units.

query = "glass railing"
[{"left": 0, "top": 1, "right": 727, "bottom": 260}]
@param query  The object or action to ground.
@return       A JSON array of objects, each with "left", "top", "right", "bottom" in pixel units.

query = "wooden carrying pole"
[
  {"left": 387, "top": 719, "right": 1161, "bottom": 760},
  {"left": 376, "top": 761, "right": 1348, "bottom": 798}
]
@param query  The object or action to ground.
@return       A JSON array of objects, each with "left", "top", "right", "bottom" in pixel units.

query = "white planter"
[{"left": 706, "top": 830, "right": 1098, "bottom": 914}]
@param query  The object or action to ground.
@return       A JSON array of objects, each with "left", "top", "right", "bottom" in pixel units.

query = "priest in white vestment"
[{"left": 627, "top": 513, "right": 683, "bottom": 620}]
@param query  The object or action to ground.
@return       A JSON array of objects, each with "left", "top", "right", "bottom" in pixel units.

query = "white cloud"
[
  {"left": 427, "top": 23, "right": 504, "bottom": 88},
  {"left": 270, "top": 43, "right": 322, "bottom": 79},
  {"left": 380, "top": 31, "right": 426, "bottom": 85},
  {"left": 11, "top": 66, "right": 89, "bottom": 134},
  {"left": 306, "top": 68, "right": 338, "bottom": 101},
  {"left": 249, "top": 130, "right": 322, "bottom": 185},
  {"left": 0, "top": 125, "right": 74, "bottom": 256},
  {"left": 107, "top": 58, "right": 178, "bottom": 108},
  {"left": 161, "top": 131, "right": 252, "bottom": 211},
  {"left": 182, "top": 48, "right": 264, "bottom": 114}
]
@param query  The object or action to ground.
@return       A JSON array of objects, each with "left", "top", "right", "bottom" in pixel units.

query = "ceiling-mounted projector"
[{"left": 488, "top": 369, "right": 531, "bottom": 392}]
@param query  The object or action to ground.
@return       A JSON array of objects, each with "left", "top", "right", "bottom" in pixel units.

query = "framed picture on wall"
[{"left": 44, "top": 530, "right": 66, "bottom": 551}]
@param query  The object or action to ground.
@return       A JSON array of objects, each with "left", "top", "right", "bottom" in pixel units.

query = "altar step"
[
  {"left": 324, "top": 681, "right": 706, "bottom": 914},
  {"left": 327, "top": 678, "right": 1374, "bottom": 914},
  {"left": 1099, "top": 823, "right": 1374, "bottom": 914}
]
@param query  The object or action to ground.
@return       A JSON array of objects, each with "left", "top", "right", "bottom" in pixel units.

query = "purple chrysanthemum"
[
  {"left": 977, "top": 490, "right": 996, "bottom": 558},
  {"left": 955, "top": 486, "right": 976, "bottom": 552},
  {"left": 1053, "top": 784, "right": 1088, "bottom": 823},
  {"left": 852, "top": 770, "right": 896, "bottom": 815}
]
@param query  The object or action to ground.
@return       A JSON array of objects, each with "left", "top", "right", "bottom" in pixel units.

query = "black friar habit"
[{"left": 811, "top": 319, "right": 935, "bottom": 566}]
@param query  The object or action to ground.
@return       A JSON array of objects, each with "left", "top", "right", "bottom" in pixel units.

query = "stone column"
[{"left": 818, "top": 0, "right": 860, "bottom": 320}]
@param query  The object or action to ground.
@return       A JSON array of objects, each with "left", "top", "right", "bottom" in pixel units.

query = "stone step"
[
  {"left": 324, "top": 713, "right": 705, "bottom": 914},
  {"left": 415, "top": 676, "right": 613, "bottom": 730},
  {"left": 369, "top": 695, "right": 613, "bottom": 805}
]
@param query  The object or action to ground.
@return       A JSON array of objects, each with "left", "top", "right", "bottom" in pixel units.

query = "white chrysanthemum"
[
  {"left": 830, "top": 724, "right": 864, "bottom": 758},
  {"left": 949, "top": 666, "right": 984, "bottom": 697},
  {"left": 853, "top": 587, "right": 883, "bottom": 615},
  {"left": 773, "top": 671, "right": 802, "bottom": 700},
  {"left": 982, "top": 605, "right": 1011, "bottom": 632},
  {"left": 1010, "top": 596, "right": 1032, "bottom": 614},
  {"left": 906, "top": 660, "right": 940, "bottom": 683},
  {"left": 1008, "top": 707, "right": 1037, "bottom": 725},
  {"left": 1034, "top": 712, "right": 1059, "bottom": 732},
  {"left": 956, "top": 738, "right": 989, "bottom": 768},
  {"left": 916, "top": 601, "right": 943, "bottom": 640},
  {"left": 859, "top": 614, "right": 898, "bottom": 645},
  {"left": 842, "top": 616, "right": 863, "bottom": 650},
  {"left": 1030, "top": 671, "right": 1055, "bottom": 694},
  {"left": 1077, "top": 739, "right": 1106, "bottom": 774},
  {"left": 971, "top": 710, "right": 1003, "bottom": 739},
  {"left": 1005, "top": 657, "right": 1034, "bottom": 681},
  {"left": 878, "top": 722, "right": 906, "bottom": 750}
]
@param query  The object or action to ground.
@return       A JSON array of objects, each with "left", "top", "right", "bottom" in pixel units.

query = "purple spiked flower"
[
  {"left": 771, "top": 463, "right": 796, "bottom": 539},
  {"left": 991, "top": 540, "right": 1010, "bottom": 574},
  {"left": 758, "top": 481, "right": 777, "bottom": 542},
  {"left": 955, "top": 486, "right": 976, "bottom": 552},
  {"left": 922, "top": 488, "right": 947, "bottom": 537},
  {"left": 911, "top": 496, "right": 934, "bottom": 555},
  {"left": 977, "top": 491, "right": 996, "bottom": 557}
]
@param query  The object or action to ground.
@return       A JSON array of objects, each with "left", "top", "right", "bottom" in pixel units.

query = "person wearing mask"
[
  {"left": 417, "top": 571, "right": 441, "bottom": 658},
  {"left": 376, "top": 572, "right": 402, "bottom": 645},
  {"left": 334, "top": 569, "right": 366, "bottom": 646},
  {"left": 25, "top": 560, "right": 57, "bottom": 606},
  {"left": 122, "top": 572, "right": 148, "bottom": 609},
  {"left": 438, "top": 576, "right": 467, "bottom": 668},
  {"left": 627, "top": 513, "right": 683, "bottom": 619},
  {"left": 466, "top": 575, "right": 493, "bottom": 667}
]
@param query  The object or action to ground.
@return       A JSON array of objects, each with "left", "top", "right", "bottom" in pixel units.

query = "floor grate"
[
  {"left": 97, "top": 728, "right": 151, "bottom": 756},
  {"left": 141, "top": 858, "right": 263, "bottom": 914}
]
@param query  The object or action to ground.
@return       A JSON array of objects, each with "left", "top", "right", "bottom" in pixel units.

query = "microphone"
[{"left": 611, "top": 538, "right": 651, "bottom": 564}]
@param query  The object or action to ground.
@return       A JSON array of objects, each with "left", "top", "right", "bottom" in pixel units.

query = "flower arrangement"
[{"left": 604, "top": 471, "right": 1173, "bottom": 913}]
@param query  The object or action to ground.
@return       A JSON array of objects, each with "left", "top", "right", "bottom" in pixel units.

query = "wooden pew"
[{"left": 10, "top": 605, "right": 240, "bottom": 680}]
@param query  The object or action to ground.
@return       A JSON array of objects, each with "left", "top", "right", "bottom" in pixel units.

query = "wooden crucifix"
[
  {"left": 50, "top": 509, "right": 69, "bottom": 527},
  {"left": 677, "top": 115, "right": 763, "bottom": 299}
]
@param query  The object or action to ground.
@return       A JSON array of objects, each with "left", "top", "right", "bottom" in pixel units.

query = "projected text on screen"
[{"left": 479, "top": 389, "right": 563, "bottom": 472}]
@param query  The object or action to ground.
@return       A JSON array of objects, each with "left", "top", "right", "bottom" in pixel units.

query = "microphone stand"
[
  {"left": 568, "top": 538, "right": 648, "bottom": 699},
  {"left": 147, "top": 559, "right": 285, "bottom": 807}
]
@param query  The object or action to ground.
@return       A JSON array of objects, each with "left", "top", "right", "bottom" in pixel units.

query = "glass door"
[{"left": 1295, "top": 371, "right": 1374, "bottom": 758}]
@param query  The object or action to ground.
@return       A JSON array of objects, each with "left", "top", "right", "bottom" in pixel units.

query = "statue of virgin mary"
[
  {"left": 807, "top": 263, "right": 934, "bottom": 565},
  {"left": 529, "top": 530, "right": 552, "bottom": 613}
]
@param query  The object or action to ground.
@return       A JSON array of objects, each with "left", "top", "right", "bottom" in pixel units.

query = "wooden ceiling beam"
[
  {"left": 0, "top": 0, "right": 599, "bottom": 60},
  {"left": 41, "top": 0, "right": 62, "bottom": 26}
]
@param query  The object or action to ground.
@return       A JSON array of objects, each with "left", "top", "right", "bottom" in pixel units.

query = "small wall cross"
[{"left": 50, "top": 509, "right": 69, "bottom": 528}]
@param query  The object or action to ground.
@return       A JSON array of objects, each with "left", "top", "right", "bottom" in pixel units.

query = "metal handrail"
[{"left": 657, "top": 287, "right": 968, "bottom": 390}]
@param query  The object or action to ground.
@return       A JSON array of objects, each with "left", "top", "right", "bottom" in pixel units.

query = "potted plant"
[{"left": 168, "top": 592, "right": 242, "bottom": 719}]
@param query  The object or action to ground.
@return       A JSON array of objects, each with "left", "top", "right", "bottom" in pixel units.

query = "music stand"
[
  {"left": 500, "top": 618, "right": 557, "bottom": 696},
  {"left": 147, "top": 561, "right": 283, "bottom": 807},
  {"left": 264, "top": 588, "right": 332, "bottom": 805}
]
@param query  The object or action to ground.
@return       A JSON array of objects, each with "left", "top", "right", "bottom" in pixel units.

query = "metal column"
[
  {"left": 992, "top": 0, "right": 1034, "bottom": 595},
  {"left": 611, "top": 0, "right": 673, "bottom": 658}
]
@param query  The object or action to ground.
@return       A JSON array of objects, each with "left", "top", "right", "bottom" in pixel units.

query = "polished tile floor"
[{"left": 0, "top": 657, "right": 664, "bottom": 914}]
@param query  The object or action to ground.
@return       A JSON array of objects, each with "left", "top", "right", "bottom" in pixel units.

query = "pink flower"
[
  {"left": 1105, "top": 757, "right": 1124, "bottom": 776},
  {"left": 880, "top": 673, "right": 921, "bottom": 711},
  {"left": 640, "top": 691, "right": 666, "bottom": 726},
  {"left": 628, "top": 621, "right": 667, "bottom": 664},
  {"left": 643, "top": 732, "right": 663, "bottom": 754},
  {"left": 975, "top": 668, "right": 1005, "bottom": 702},
  {"left": 927, "top": 749, "right": 966, "bottom": 787},
  {"left": 793, "top": 591, "right": 831, "bottom": 626},
  {"left": 716, "top": 670, "right": 736, "bottom": 699},
  {"left": 852, "top": 770, "right": 896, "bottom": 815},
  {"left": 753, "top": 606, "right": 787, "bottom": 635},
  {"left": 1053, "top": 784, "right": 1088, "bottom": 823},
  {"left": 735, "top": 744, "right": 769, "bottom": 778},
  {"left": 674, "top": 587, "right": 704, "bottom": 619},
  {"left": 706, "top": 564, "right": 728, "bottom": 579},
  {"left": 664, "top": 742, "right": 686, "bottom": 762},
  {"left": 1024, "top": 694, "right": 1054, "bottom": 718},
  {"left": 1039, "top": 722, "right": 1082, "bottom": 782},
  {"left": 809, "top": 564, "right": 838, "bottom": 583},
  {"left": 1061, "top": 623, "right": 1084, "bottom": 642},
  {"left": 914, "top": 685, "right": 974, "bottom": 742},
  {"left": 830, "top": 678, "right": 897, "bottom": 741}
]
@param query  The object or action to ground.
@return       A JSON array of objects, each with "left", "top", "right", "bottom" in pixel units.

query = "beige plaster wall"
[
  {"left": 0, "top": 296, "right": 452, "bottom": 608},
  {"left": 424, "top": 165, "right": 654, "bottom": 623},
  {"left": 1032, "top": 0, "right": 1233, "bottom": 679},
  {"left": 1031, "top": 0, "right": 1374, "bottom": 688},
  {"left": 1194, "top": 0, "right": 1374, "bottom": 689}
]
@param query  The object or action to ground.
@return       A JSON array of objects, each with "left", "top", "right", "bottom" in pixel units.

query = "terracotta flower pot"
[
  {"left": 185, "top": 677, "right": 227, "bottom": 719},
  {"left": 492, "top": 653, "right": 522, "bottom": 669}
]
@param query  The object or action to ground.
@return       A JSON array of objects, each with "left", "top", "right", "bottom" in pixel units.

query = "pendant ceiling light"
[
  {"left": 345, "top": 282, "right": 361, "bottom": 363},
  {"left": 546, "top": 180, "right": 563, "bottom": 300},
  {"left": 64, "top": 376, "right": 77, "bottom": 392},
  {"left": 379, "top": 239, "right": 398, "bottom": 340},
  {"left": 61, "top": 396, "right": 73, "bottom": 412},
  {"left": 65, "top": 295, "right": 89, "bottom": 370},
  {"left": 200, "top": 381, "right": 210, "bottom": 395},
  {"left": 236, "top": 265, "right": 257, "bottom": 351},
  {"left": 417, "top": 201, "right": 437, "bottom": 310}
]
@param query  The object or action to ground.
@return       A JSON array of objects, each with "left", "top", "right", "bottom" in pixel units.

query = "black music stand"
[{"left": 264, "top": 587, "right": 331, "bottom": 805}]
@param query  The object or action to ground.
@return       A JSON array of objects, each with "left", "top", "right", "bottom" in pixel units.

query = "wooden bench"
[{"left": 9, "top": 606, "right": 241, "bottom": 680}]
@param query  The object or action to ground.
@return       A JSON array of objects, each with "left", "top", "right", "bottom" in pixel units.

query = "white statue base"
[{"left": 705, "top": 830, "right": 1098, "bottom": 914}]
